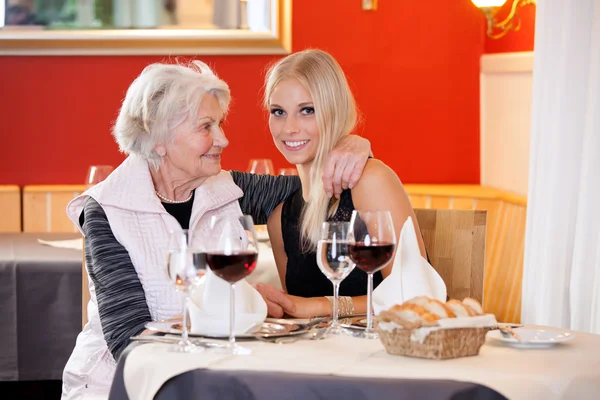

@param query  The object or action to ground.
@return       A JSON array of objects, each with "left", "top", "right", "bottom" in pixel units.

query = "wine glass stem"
[
  {"left": 332, "top": 281, "right": 340, "bottom": 327},
  {"left": 181, "top": 295, "right": 189, "bottom": 345},
  {"left": 229, "top": 283, "right": 236, "bottom": 348},
  {"left": 366, "top": 272, "right": 374, "bottom": 331}
]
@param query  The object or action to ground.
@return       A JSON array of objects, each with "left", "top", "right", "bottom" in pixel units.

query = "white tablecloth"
[
  {"left": 246, "top": 242, "right": 281, "bottom": 290},
  {"left": 123, "top": 325, "right": 600, "bottom": 400}
]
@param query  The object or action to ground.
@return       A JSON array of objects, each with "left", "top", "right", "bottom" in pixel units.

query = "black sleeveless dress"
[{"left": 281, "top": 189, "right": 383, "bottom": 297}]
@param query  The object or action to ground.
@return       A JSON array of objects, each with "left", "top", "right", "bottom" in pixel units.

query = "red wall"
[
  {"left": 0, "top": 0, "right": 485, "bottom": 185},
  {"left": 485, "top": 2, "right": 536, "bottom": 54}
]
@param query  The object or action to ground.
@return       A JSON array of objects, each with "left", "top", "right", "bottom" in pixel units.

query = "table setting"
[{"left": 108, "top": 212, "right": 600, "bottom": 400}]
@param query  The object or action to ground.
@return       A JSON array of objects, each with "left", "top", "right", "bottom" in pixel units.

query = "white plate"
[
  {"left": 487, "top": 328, "right": 576, "bottom": 349},
  {"left": 145, "top": 319, "right": 308, "bottom": 339}
]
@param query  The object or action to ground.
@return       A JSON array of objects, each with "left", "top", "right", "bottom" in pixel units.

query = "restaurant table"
[
  {"left": 109, "top": 344, "right": 506, "bottom": 400},
  {"left": 110, "top": 324, "right": 600, "bottom": 400},
  {"left": 0, "top": 232, "right": 82, "bottom": 381}
]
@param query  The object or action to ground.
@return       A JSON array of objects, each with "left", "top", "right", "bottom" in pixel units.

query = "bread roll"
[
  {"left": 390, "top": 303, "right": 440, "bottom": 327},
  {"left": 445, "top": 299, "right": 472, "bottom": 317},
  {"left": 380, "top": 308, "right": 421, "bottom": 329},
  {"left": 406, "top": 296, "right": 455, "bottom": 318},
  {"left": 462, "top": 297, "right": 484, "bottom": 315}
]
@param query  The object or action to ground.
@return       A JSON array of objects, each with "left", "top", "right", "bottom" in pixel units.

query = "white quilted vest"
[{"left": 61, "top": 154, "right": 243, "bottom": 399}]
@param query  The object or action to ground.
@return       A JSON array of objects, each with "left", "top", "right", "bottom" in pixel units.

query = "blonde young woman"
[{"left": 258, "top": 49, "right": 427, "bottom": 318}]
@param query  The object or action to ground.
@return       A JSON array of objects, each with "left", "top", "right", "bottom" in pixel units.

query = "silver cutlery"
[
  {"left": 255, "top": 327, "right": 329, "bottom": 344},
  {"left": 498, "top": 326, "right": 523, "bottom": 342},
  {"left": 130, "top": 335, "right": 227, "bottom": 348}
]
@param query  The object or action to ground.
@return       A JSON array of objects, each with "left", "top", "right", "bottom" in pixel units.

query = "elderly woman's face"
[{"left": 162, "top": 94, "right": 228, "bottom": 179}]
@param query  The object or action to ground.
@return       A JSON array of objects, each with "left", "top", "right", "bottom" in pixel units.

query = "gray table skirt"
[
  {"left": 0, "top": 233, "right": 82, "bottom": 381},
  {"left": 109, "top": 343, "right": 508, "bottom": 400}
]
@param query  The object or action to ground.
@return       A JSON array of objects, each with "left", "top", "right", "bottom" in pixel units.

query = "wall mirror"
[{"left": 0, "top": 0, "right": 291, "bottom": 55}]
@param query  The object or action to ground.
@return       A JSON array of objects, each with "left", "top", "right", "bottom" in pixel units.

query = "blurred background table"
[{"left": 0, "top": 232, "right": 82, "bottom": 382}]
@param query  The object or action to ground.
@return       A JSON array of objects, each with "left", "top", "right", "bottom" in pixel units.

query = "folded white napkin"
[
  {"left": 188, "top": 268, "right": 267, "bottom": 336},
  {"left": 37, "top": 238, "right": 84, "bottom": 251},
  {"left": 372, "top": 216, "right": 447, "bottom": 314}
]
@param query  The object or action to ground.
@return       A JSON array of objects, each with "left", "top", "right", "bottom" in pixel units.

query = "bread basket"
[
  {"left": 376, "top": 323, "right": 488, "bottom": 360},
  {"left": 375, "top": 297, "right": 494, "bottom": 360}
]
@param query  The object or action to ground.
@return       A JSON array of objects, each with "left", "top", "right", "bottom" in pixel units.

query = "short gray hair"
[{"left": 112, "top": 60, "right": 231, "bottom": 169}]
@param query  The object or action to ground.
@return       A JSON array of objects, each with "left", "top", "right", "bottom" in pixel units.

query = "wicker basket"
[{"left": 376, "top": 326, "right": 488, "bottom": 360}]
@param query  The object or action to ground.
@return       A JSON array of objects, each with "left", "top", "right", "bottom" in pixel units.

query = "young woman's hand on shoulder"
[{"left": 350, "top": 159, "right": 426, "bottom": 278}]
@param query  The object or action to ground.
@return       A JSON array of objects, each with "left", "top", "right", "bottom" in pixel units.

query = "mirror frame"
[{"left": 0, "top": 0, "right": 291, "bottom": 56}]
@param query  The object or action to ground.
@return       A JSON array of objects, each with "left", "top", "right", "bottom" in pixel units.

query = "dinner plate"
[
  {"left": 145, "top": 318, "right": 309, "bottom": 339},
  {"left": 487, "top": 328, "right": 576, "bottom": 349}
]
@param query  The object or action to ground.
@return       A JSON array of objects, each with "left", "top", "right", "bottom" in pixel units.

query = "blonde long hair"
[{"left": 264, "top": 49, "right": 358, "bottom": 250}]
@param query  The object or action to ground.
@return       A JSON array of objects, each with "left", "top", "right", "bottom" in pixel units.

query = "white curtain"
[{"left": 522, "top": 0, "right": 600, "bottom": 333}]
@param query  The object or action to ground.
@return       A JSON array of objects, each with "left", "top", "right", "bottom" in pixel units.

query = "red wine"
[
  {"left": 348, "top": 242, "right": 395, "bottom": 273},
  {"left": 206, "top": 251, "right": 258, "bottom": 283}
]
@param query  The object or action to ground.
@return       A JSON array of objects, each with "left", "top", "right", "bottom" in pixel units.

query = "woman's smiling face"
[
  {"left": 268, "top": 79, "right": 320, "bottom": 166},
  {"left": 158, "top": 94, "right": 228, "bottom": 180}
]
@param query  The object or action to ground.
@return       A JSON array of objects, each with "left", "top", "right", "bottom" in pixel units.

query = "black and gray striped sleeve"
[
  {"left": 81, "top": 198, "right": 152, "bottom": 360},
  {"left": 230, "top": 170, "right": 301, "bottom": 225}
]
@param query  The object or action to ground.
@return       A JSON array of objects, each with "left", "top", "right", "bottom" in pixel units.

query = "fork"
[
  {"left": 256, "top": 327, "right": 329, "bottom": 344},
  {"left": 130, "top": 335, "right": 227, "bottom": 348},
  {"left": 498, "top": 326, "right": 523, "bottom": 342}
]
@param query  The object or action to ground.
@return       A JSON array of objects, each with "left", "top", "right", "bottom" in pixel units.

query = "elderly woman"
[{"left": 61, "top": 61, "right": 370, "bottom": 399}]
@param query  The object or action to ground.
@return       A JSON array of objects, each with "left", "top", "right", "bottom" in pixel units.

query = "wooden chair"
[{"left": 414, "top": 209, "right": 487, "bottom": 305}]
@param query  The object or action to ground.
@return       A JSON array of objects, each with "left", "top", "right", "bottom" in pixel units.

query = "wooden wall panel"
[
  {"left": 0, "top": 185, "right": 21, "bottom": 232},
  {"left": 408, "top": 194, "right": 430, "bottom": 209},
  {"left": 23, "top": 185, "right": 85, "bottom": 232},
  {"left": 429, "top": 196, "right": 451, "bottom": 210},
  {"left": 451, "top": 197, "right": 476, "bottom": 210}
]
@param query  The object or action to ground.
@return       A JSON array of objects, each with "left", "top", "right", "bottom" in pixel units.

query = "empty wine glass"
[
  {"left": 166, "top": 229, "right": 208, "bottom": 353},
  {"left": 207, "top": 215, "right": 259, "bottom": 355},
  {"left": 248, "top": 159, "right": 274, "bottom": 175},
  {"left": 85, "top": 165, "right": 114, "bottom": 190},
  {"left": 316, "top": 222, "right": 355, "bottom": 334},
  {"left": 349, "top": 210, "right": 396, "bottom": 339},
  {"left": 278, "top": 168, "right": 298, "bottom": 176}
]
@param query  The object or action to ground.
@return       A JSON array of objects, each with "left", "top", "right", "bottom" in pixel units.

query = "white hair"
[{"left": 112, "top": 60, "right": 231, "bottom": 170}]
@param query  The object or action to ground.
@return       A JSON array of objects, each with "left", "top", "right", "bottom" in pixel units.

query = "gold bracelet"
[
  {"left": 325, "top": 296, "right": 355, "bottom": 317},
  {"left": 339, "top": 296, "right": 355, "bottom": 317},
  {"left": 325, "top": 296, "right": 334, "bottom": 315}
]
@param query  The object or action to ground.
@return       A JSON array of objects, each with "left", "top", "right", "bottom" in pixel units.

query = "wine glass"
[
  {"left": 316, "top": 222, "right": 355, "bottom": 334},
  {"left": 85, "top": 165, "right": 114, "bottom": 190},
  {"left": 166, "top": 229, "right": 208, "bottom": 353},
  {"left": 247, "top": 159, "right": 274, "bottom": 175},
  {"left": 278, "top": 168, "right": 298, "bottom": 176},
  {"left": 349, "top": 210, "right": 396, "bottom": 339},
  {"left": 207, "top": 215, "right": 259, "bottom": 355}
]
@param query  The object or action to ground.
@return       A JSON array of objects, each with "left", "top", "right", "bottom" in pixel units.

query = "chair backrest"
[{"left": 413, "top": 209, "right": 487, "bottom": 304}]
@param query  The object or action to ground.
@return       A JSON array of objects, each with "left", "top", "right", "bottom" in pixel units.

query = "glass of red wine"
[
  {"left": 349, "top": 210, "right": 396, "bottom": 339},
  {"left": 207, "top": 215, "right": 259, "bottom": 355},
  {"left": 166, "top": 229, "right": 208, "bottom": 353}
]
